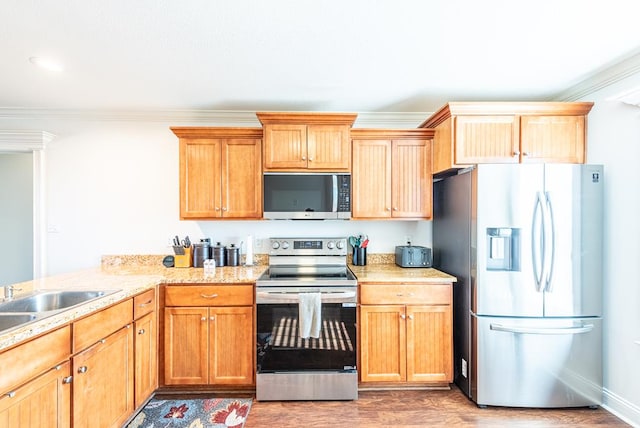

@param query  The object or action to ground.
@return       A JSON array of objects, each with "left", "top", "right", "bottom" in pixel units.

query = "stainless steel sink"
[
  {"left": 0, "top": 313, "right": 38, "bottom": 333},
  {"left": 0, "top": 290, "right": 115, "bottom": 313}
]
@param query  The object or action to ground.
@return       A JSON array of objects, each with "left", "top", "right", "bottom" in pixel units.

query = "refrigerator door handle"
[
  {"left": 544, "top": 191, "right": 556, "bottom": 292},
  {"left": 531, "top": 192, "right": 546, "bottom": 291},
  {"left": 490, "top": 323, "right": 594, "bottom": 335}
]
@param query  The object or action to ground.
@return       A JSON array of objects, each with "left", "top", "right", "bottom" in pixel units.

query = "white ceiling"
[{"left": 2, "top": 0, "right": 640, "bottom": 114}]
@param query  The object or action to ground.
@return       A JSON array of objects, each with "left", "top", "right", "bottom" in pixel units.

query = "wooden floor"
[{"left": 243, "top": 386, "right": 628, "bottom": 427}]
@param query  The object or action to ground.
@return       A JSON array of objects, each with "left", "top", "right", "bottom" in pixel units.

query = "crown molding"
[
  {"left": 0, "top": 108, "right": 431, "bottom": 129},
  {"left": 0, "top": 130, "right": 55, "bottom": 152},
  {"left": 554, "top": 50, "right": 640, "bottom": 101}
]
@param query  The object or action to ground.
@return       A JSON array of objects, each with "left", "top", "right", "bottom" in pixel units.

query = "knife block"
[{"left": 174, "top": 247, "right": 192, "bottom": 268}]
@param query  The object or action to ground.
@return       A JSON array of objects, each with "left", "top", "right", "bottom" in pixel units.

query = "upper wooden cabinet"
[
  {"left": 351, "top": 129, "right": 434, "bottom": 220},
  {"left": 420, "top": 102, "right": 594, "bottom": 174},
  {"left": 257, "top": 112, "right": 357, "bottom": 171},
  {"left": 172, "top": 127, "right": 263, "bottom": 219}
]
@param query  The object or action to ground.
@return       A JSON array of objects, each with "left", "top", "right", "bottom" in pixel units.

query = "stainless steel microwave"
[{"left": 263, "top": 173, "right": 351, "bottom": 220}]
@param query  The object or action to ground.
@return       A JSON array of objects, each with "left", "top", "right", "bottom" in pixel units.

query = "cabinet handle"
[
  {"left": 302, "top": 156, "right": 306, "bottom": 161},
  {"left": 400, "top": 314, "right": 406, "bottom": 320},
  {"left": 201, "top": 317, "right": 207, "bottom": 321},
  {"left": 100, "top": 339, "right": 107, "bottom": 344},
  {"left": 309, "top": 157, "right": 313, "bottom": 162},
  {"left": 222, "top": 207, "right": 228, "bottom": 211},
  {"left": 523, "top": 152, "right": 530, "bottom": 156},
  {"left": 138, "top": 329, "right": 145, "bottom": 335},
  {"left": 408, "top": 315, "right": 414, "bottom": 320},
  {"left": 6, "top": 391, "right": 16, "bottom": 398},
  {"left": 78, "top": 366, "right": 88, "bottom": 374},
  {"left": 138, "top": 300, "right": 153, "bottom": 307},
  {"left": 215, "top": 207, "right": 220, "bottom": 211},
  {"left": 200, "top": 293, "right": 219, "bottom": 299},
  {"left": 513, "top": 150, "right": 520, "bottom": 156},
  {"left": 393, "top": 207, "right": 398, "bottom": 211},
  {"left": 62, "top": 376, "right": 73, "bottom": 384},
  {"left": 210, "top": 316, "right": 215, "bottom": 321}
]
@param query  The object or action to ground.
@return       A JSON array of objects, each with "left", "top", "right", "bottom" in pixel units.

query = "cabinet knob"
[
  {"left": 63, "top": 376, "right": 73, "bottom": 384},
  {"left": 393, "top": 207, "right": 398, "bottom": 211},
  {"left": 215, "top": 207, "right": 220, "bottom": 211},
  {"left": 396, "top": 293, "right": 403, "bottom": 297},
  {"left": 6, "top": 391, "right": 16, "bottom": 398},
  {"left": 210, "top": 316, "right": 215, "bottom": 321},
  {"left": 138, "top": 329, "right": 145, "bottom": 335},
  {"left": 78, "top": 366, "right": 88, "bottom": 374},
  {"left": 302, "top": 156, "right": 306, "bottom": 161},
  {"left": 523, "top": 152, "right": 530, "bottom": 156},
  {"left": 201, "top": 317, "right": 207, "bottom": 321},
  {"left": 309, "top": 157, "right": 313, "bottom": 162},
  {"left": 408, "top": 315, "right": 414, "bottom": 320},
  {"left": 400, "top": 314, "right": 406, "bottom": 320},
  {"left": 513, "top": 151, "right": 520, "bottom": 156},
  {"left": 100, "top": 339, "right": 107, "bottom": 344}
]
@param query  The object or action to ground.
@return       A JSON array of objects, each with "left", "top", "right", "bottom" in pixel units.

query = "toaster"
[{"left": 395, "top": 245, "right": 432, "bottom": 268}]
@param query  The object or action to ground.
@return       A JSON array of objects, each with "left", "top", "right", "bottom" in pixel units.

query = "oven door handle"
[{"left": 256, "top": 290, "right": 356, "bottom": 303}]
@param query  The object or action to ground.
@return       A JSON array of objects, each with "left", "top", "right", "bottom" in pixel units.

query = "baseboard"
[{"left": 602, "top": 388, "right": 640, "bottom": 427}]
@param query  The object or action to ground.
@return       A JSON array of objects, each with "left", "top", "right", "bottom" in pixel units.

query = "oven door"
[{"left": 256, "top": 287, "right": 357, "bottom": 373}]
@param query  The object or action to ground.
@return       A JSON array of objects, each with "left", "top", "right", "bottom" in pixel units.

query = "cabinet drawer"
[
  {"left": 73, "top": 299, "right": 133, "bottom": 352},
  {"left": 0, "top": 325, "right": 71, "bottom": 394},
  {"left": 165, "top": 285, "right": 253, "bottom": 307},
  {"left": 134, "top": 288, "right": 156, "bottom": 319},
  {"left": 360, "top": 283, "right": 451, "bottom": 305}
]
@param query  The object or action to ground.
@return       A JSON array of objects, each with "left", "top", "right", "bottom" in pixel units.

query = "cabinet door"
[
  {"left": 359, "top": 305, "right": 405, "bottom": 382},
  {"left": 392, "top": 139, "right": 432, "bottom": 219},
  {"left": 222, "top": 139, "right": 263, "bottom": 218},
  {"left": 209, "top": 306, "right": 254, "bottom": 385},
  {"left": 307, "top": 125, "right": 351, "bottom": 170},
  {"left": 73, "top": 326, "right": 134, "bottom": 428},
  {"left": 352, "top": 140, "right": 392, "bottom": 218},
  {"left": 406, "top": 305, "right": 452, "bottom": 383},
  {"left": 263, "top": 124, "right": 307, "bottom": 169},
  {"left": 180, "top": 139, "right": 222, "bottom": 218},
  {"left": 455, "top": 115, "right": 519, "bottom": 164},
  {"left": 0, "top": 362, "right": 71, "bottom": 428},
  {"left": 164, "top": 307, "right": 209, "bottom": 385},
  {"left": 134, "top": 311, "right": 157, "bottom": 408},
  {"left": 520, "top": 115, "right": 585, "bottom": 163}
]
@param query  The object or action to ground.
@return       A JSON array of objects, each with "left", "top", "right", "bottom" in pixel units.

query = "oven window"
[
  {"left": 257, "top": 303, "right": 356, "bottom": 372},
  {"left": 263, "top": 174, "right": 334, "bottom": 213}
]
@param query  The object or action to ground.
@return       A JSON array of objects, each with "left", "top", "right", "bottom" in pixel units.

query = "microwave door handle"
[{"left": 332, "top": 175, "right": 338, "bottom": 212}]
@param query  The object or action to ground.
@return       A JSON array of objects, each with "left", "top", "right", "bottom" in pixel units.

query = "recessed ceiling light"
[{"left": 29, "top": 56, "right": 64, "bottom": 72}]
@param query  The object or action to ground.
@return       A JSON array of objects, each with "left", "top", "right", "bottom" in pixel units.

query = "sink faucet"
[{"left": 2, "top": 285, "right": 21, "bottom": 301}]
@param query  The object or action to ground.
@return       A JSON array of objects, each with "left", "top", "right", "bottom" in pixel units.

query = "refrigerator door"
[
  {"left": 472, "top": 314, "right": 602, "bottom": 408},
  {"left": 475, "top": 164, "right": 544, "bottom": 317},
  {"left": 543, "top": 164, "right": 603, "bottom": 317}
]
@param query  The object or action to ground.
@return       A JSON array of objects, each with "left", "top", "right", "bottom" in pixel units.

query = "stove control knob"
[
  {"left": 281, "top": 241, "right": 290, "bottom": 250},
  {"left": 272, "top": 241, "right": 280, "bottom": 250},
  {"left": 327, "top": 241, "right": 335, "bottom": 249},
  {"left": 336, "top": 240, "right": 345, "bottom": 249}
]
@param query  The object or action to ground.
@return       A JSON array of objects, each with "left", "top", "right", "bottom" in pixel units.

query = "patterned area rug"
[{"left": 126, "top": 398, "right": 253, "bottom": 428}]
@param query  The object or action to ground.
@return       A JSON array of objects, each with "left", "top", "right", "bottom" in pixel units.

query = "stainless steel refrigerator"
[{"left": 433, "top": 164, "right": 603, "bottom": 408}]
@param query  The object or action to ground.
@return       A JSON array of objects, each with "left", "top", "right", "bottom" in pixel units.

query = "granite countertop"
[{"left": 1, "top": 256, "right": 456, "bottom": 351}]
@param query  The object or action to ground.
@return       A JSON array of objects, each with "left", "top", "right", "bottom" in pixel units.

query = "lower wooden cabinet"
[
  {"left": 0, "top": 362, "right": 71, "bottom": 428},
  {"left": 73, "top": 324, "right": 134, "bottom": 428},
  {"left": 134, "top": 311, "right": 157, "bottom": 407},
  {"left": 359, "top": 282, "right": 453, "bottom": 384},
  {"left": 163, "top": 284, "right": 254, "bottom": 387}
]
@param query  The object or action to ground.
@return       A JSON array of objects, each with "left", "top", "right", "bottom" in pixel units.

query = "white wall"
[
  {"left": 582, "top": 77, "right": 640, "bottom": 425},
  {"left": 37, "top": 117, "right": 431, "bottom": 275}
]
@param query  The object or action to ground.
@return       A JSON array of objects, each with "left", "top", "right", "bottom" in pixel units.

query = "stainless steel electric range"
[{"left": 255, "top": 237, "right": 358, "bottom": 401}]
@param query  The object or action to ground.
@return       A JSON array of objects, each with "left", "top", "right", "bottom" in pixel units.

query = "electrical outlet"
[
  {"left": 405, "top": 235, "right": 412, "bottom": 245},
  {"left": 461, "top": 358, "right": 468, "bottom": 378}
]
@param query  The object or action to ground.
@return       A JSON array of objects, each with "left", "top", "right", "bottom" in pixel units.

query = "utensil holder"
[
  {"left": 174, "top": 247, "right": 192, "bottom": 268},
  {"left": 353, "top": 247, "right": 367, "bottom": 266}
]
